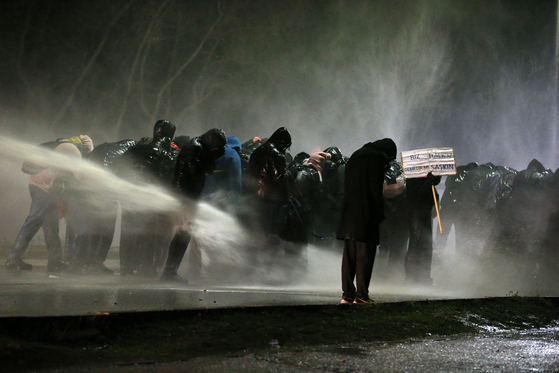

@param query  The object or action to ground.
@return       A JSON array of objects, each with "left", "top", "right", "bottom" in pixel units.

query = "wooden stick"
[{"left": 432, "top": 185, "right": 443, "bottom": 234}]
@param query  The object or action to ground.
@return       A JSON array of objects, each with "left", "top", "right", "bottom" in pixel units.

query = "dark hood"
[
  {"left": 267, "top": 127, "right": 292, "bottom": 153},
  {"left": 172, "top": 135, "right": 191, "bottom": 150},
  {"left": 153, "top": 120, "right": 176, "bottom": 141},
  {"left": 527, "top": 158, "right": 545, "bottom": 172},
  {"left": 323, "top": 146, "right": 345, "bottom": 165},
  {"left": 371, "top": 138, "right": 397, "bottom": 160},
  {"left": 200, "top": 128, "right": 227, "bottom": 158}
]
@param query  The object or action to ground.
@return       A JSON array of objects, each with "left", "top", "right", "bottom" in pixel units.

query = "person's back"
[
  {"left": 7, "top": 135, "right": 94, "bottom": 273},
  {"left": 337, "top": 141, "right": 393, "bottom": 243},
  {"left": 337, "top": 138, "right": 396, "bottom": 304},
  {"left": 202, "top": 136, "right": 243, "bottom": 205},
  {"left": 28, "top": 140, "right": 84, "bottom": 194},
  {"left": 82, "top": 139, "right": 137, "bottom": 275},
  {"left": 246, "top": 127, "right": 291, "bottom": 203},
  {"left": 161, "top": 128, "right": 227, "bottom": 282},
  {"left": 404, "top": 172, "right": 441, "bottom": 286}
]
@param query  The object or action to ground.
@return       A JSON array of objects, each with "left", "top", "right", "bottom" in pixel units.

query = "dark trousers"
[
  {"left": 405, "top": 207, "right": 433, "bottom": 285},
  {"left": 341, "top": 240, "right": 376, "bottom": 299},
  {"left": 379, "top": 216, "right": 409, "bottom": 272},
  {"left": 65, "top": 195, "right": 89, "bottom": 266},
  {"left": 86, "top": 202, "right": 118, "bottom": 265},
  {"left": 9, "top": 185, "right": 62, "bottom": 262},
  {"left": 119, "top": 207, "right": 156, "bottom": 272},
  {"left": 120, "top": 209, "right": 174, "bottom": 275},
  {"left": 162, "top": 229, "right": 191, "bottom": 276}
]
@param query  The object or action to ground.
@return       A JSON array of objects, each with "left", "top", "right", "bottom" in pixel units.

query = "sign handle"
[{"left": 432, "top": 185, "right": 443, "bottom": 234}]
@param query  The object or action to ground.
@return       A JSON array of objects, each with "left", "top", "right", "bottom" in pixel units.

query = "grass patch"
[{"left": 1, "top": 297, "right": 559, "bottom": 371}]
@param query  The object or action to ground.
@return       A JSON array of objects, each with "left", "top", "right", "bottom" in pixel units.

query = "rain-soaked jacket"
[
  {"left": 173, "top": 128, "right": 227, "bottom": 199},
  {"left": 336, "top": 138, "right": 396, "bottom": 244},
  {"left": 506, "top": 159, "right": 553, "bottom": 218},
  {"left": 123, "top": 120, "right": 177, "bottom": 186},
  {"left": 436, "top": 162, "right": 477, "bottom": 248},
  {"left": 461, "top": 163, "right": 518, "bottom": 212},
  {"left": 246, "top": 127, "right": 292, "bottom": 203},
  {"left": 86, "top": 139, "right": 137, "bottom": 169},
  {"left": 461, "top": 163, "right": 499, "bottom": 211},
  {"left": 510, "top": 159, "right": 553, "bottom": 199},
  {"left": 202, "top": 136, "right": 243, "bottom": 203},
  {"left": 439, "top": 162, "right": 478, "bottom": 211}
]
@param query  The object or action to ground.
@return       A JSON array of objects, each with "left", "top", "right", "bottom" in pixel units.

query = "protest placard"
[{"left": 401, "top": 147, "right": 456, "bottom": 179}]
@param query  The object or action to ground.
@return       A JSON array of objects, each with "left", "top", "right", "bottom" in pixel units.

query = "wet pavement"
[
  {"left": 0, "top": 251, "right": 457, "bottom": 317},
  {"left": 0, "top": 258, "right": 339, "bottom": 317},
  {"left": 40, "top": 328, "right": 559, "bottom": 372},
  {"left": 3, "top": 253, "right": 559, "bottom": 372}
]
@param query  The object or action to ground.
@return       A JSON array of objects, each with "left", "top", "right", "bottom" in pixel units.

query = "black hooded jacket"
[
  {"left": 336, "top": 138, "right": 396, "bottom": 244},
  {"left": 509, "top": 159, "right": 554, "bottom": 208},
  {"left": 173, "top": 128, "right": 226, "bottom": 199},
  {"left": 122, "top": 120, "right": 177, "bottom": 185},
  {"left": 246, "top": 127, "right": 292, "bottom": 202},
  {"left": 86, "top": 139, "right": 137, "bottom": 169}
]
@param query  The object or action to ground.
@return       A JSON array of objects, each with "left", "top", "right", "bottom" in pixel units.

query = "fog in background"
[{"left": 0, "top": 0, "right": 557, "bottom": 296}]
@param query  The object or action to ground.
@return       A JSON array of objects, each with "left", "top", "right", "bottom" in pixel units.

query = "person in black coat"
[
  {"left": 497, "top": 159, "right": 554, "bottom": 284},
  {"left": 82, "top": 139, "right": 137, "bottom": 274},
  {"left": 435, "top": 163, "right": 477, "bottom": 255},
  {"left": 245, "top": 127, "right": 292, "bottom": 238},
  {"left": 337, "top": 138, "right": 396, "bottom": 304},
  {"left": 118, "top": 120, "right": 177, "bottom": 276},
  {"left": 404, "top": 172, "right": 441, "bottom": 286},
  {"left": 160, "top": 128, "right": 227, "bottom": 282},
  {"left": 378, "top": 160, "right": 408, "bottom": 280}
]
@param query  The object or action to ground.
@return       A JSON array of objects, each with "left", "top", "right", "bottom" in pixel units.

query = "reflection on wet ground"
[
  {"left": 244, "top": 328, "right": 559, "bottom": 373},
  {"left": 0, "top": 256, "right": 456, "bottom": 317}
]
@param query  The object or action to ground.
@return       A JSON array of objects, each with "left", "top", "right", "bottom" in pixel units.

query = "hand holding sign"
[
  {"left": 401, "top": 147, "right": 457, "bottom": 234},
  {"left": 401, "top": 147, "right": 456, "bottom": 179}
]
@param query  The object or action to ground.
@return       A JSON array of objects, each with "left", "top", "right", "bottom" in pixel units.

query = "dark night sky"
[{"left": 0, "top": 0, "right": 557, "bottom": 169}]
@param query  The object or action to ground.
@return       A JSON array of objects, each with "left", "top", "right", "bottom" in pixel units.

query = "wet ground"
[
  {"left": 0, "top": 256, "right": 451, "bottom": 317},
  {"left": 0, "top": 246, "right": 463, "bottom": 317},
  {"left": 38, "top": 328, "right": 559, "bottom": 372},
  {"left": 2, "top": 251, "right": 559, "bottom": 372}
]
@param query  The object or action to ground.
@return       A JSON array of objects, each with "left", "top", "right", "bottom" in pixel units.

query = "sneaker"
[
  {"left": 47, "top": 260, "right": 69, "bottom": 273},
  {"left": 353, "top": 297, "right": 375, "bottom": 304},
  {"left": 5, "top": 259, "right": 33, "bottom": 271},
  {"left": 339, "top": 296, "right": 354, "bottom": 305}
]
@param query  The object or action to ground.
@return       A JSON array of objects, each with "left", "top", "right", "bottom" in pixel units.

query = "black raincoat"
[
  {"left": 246, "top": 127, "right": 292, "bottom": 203},
  {"left": 336, "top": 138, "right": 396, "bottom": 244}
]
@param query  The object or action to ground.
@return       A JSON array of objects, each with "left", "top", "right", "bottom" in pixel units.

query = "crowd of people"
[
  {"left": 5, "top": 122, "right": 559, "bottom": 303},
  {"left": 5, "top": 124, "right": 345, "bottom": 284},
  {"left": 434, "top": 159, "right": 559, "bottom": 290}
]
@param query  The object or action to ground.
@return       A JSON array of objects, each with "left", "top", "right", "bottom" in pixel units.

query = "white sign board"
[{"left": 401, "top": 147, "right": 456, "bottom": 179}]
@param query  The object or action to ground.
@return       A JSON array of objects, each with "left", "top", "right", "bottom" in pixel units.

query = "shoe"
[
  {"left": 47, "top": 260, "right": 69, "bottom": 273},
  {"left": 160, "top": 272, "right": 189, "bottom": 284},
  {"left": 339, "top": 296, "right": 354, "bottom": 305},
  {"left": 353, "top": 297, "right": 375, "bottom": 304},
  {"left": 5, "top": 259, "right": 33, "bottom": 271}
]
